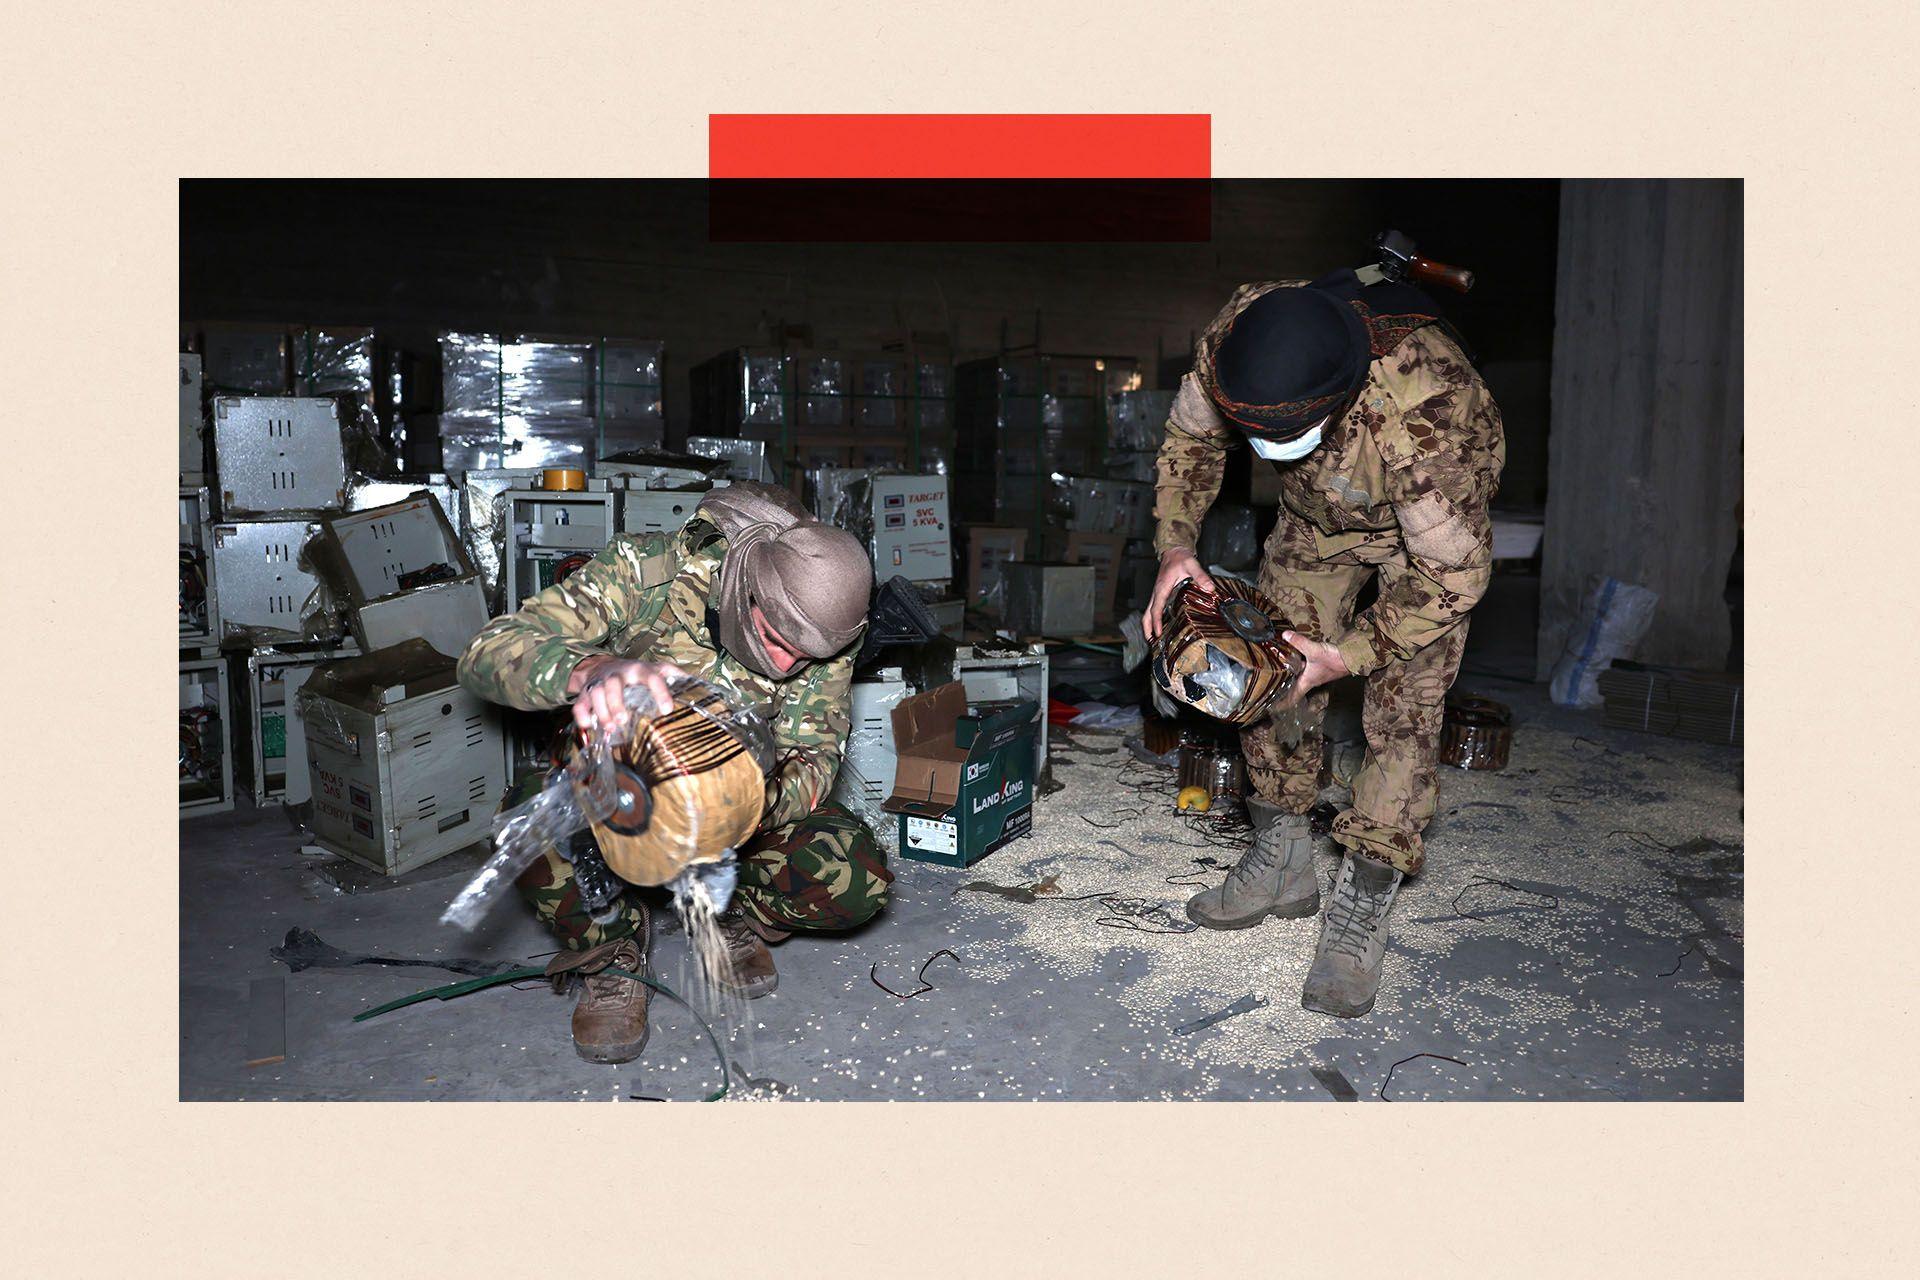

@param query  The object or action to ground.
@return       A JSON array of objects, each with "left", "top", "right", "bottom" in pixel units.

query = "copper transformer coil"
[
  {"left": 571, "top": 685, "right": 769, "bottom": 886},
  {"left": 1440, "top": 696, "right": 1513, "bottom": 771},
  {"left": 1150, "top": 579, "right": 1306, "bottom": 726}
]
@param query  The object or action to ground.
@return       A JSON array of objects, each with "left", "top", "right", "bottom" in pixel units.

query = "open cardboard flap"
[{"left": 882, "top": 681, "right": 972, "bottom": 819}]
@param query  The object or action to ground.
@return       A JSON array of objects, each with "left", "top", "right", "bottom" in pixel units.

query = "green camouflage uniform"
[
  {"left": 458, "top": 518, "right": 892, "bottom": 946},
  {"left": 1154, "top": 281, "right": 1505, "bottom": 876}
]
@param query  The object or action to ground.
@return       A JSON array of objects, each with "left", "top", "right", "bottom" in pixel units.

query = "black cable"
[
  {"left": 1451, "top": 877, "right": 1559, "bottom": 922},
  {"left": 1379, "top": 1052, "right": 1467, "bottom": 1101},
  {"left": 870, "top": 948, "right": 963, "bottom": 999}
]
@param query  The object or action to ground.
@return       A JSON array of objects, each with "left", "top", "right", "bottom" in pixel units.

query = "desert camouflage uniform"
[
  {"left": 459, "top": 519, "right": 892, "bottom": 944},
  {"left": 1154, "top": 281, "right": 1505, "bottom": 876}
]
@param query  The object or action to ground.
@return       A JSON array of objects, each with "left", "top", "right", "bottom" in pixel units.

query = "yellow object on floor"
[{"left": 1176, "top": 786, "right": 1212, "bottom": 813}]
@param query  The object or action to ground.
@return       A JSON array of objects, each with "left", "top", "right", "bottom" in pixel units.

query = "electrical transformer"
[
  {"left": 180, "top": 652, "right": 235, "bottom": 818},
  {"left": 243, "top": 644, "right": 358, "bottom": 806},
  {"left": 299, "top": 640, "right": 506, "bottom": 877},
  {"left": 210, "top": 518, "right": 333, "bottom": 648},
  {"left": 952, "top": 643, "right": 1052, "bottom": 784},
  {"left": 502, "top": 483, "right": 615, "bottom": 609},
  {"left": 828, "top": 669, "right": 912, "bottom": 854},
  {"left": 212, "top": 395, "right": 349, "bottom": 517},
  {"left": 180, "top": 483, "right": 220, "bottom": 650},
  {"left": 308, "top": 493, "right": 487, "bottom": 660}
]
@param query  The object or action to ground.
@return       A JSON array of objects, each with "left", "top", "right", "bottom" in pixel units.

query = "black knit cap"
[{"left": 1207, "top": 284, "right": 1371, "bottom": 441}]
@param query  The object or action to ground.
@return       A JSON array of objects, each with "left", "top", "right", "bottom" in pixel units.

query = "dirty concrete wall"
[{"left": 1537, "top": 179, "right": 1743, "bottom": 676}]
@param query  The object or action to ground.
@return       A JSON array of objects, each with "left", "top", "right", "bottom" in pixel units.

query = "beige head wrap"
[{"left": 695, "top": 481, "right": 873, "bottom": 678}]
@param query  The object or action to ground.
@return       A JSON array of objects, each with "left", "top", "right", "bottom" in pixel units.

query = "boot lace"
[
  {"left": 1324, "top": 876, "right": 1389, "bottom": 963},
  {"left": 580, "top": 942, "right": 642, "bottom": 1007},
  {"left": 1227, "top": 835, "right": 1285, "bottom": 887}
]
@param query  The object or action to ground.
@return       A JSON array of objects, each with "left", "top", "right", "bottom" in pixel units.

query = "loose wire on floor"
[
  {"left": 870, "top": 948, "right": 963, "bottom": 1000},
  {"left": 1379, "top": 1052, "right": 1467, "bottom": 1101},
  {"left": 1451, "top": 877, "right": 1560, "bottom": 922},
  {"left": 1658, "top": 943, "right": 1698, "bottom": 978}
]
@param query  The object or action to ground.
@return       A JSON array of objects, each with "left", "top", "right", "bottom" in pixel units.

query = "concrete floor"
[{"left": 180, "top": 671, "right": 1743, "bottom": 1103}]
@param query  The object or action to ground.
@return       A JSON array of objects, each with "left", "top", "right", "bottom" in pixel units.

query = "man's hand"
[
  {"left": 1276, "top": 630, "right": 1349, "bottom": 709},
  {"left": 1142, "top": 547, "right": 1217, "bottom": 642},
  {"left": 565, "top": 656, "right": 688, "bottom": 739}
]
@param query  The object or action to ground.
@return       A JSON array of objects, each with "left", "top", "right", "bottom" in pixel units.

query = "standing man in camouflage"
[
  {"left": 1143, "top": 271, "right": 1504, "bottom": 1017},
  {"left": 459, "top": 482, "right": 890, "bottom": 1063}
]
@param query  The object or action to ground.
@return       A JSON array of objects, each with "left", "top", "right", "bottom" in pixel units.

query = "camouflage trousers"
[
  {"left": 1240, "top": 515, "right": 1469, "bottom": 877},
  {"left": 503, "top": 772, "right": 894, "bottom": 951}
]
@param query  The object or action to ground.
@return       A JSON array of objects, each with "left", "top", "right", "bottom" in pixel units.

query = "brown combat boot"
[
  {"left": 546, "top": 912, "right": 651, "bottom": 1064},
  {"left": 710, "top": 909, "right": 787, "bottom": 999}
]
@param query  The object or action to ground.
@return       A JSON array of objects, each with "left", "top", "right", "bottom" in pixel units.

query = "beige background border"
[{"left": 1, "top": 0, "right": 1910, "bottom": 1273}]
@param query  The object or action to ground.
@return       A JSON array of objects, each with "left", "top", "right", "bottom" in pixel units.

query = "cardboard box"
[
  {"left": 870, "top": 474, "right": 951, "bottom": 583},
  {"left": 1065, "top": 531, "right": 1127, "bottom": 623},
  {"left": 953, "top": 643, "right": 1050, "bottom": 784},
  {"left": 966, "top": 526, "right": 1028, "bottom": 613},
  {"left": 1001, "top": 562, "right": 1096, "bottom": 637},
  {"left": 882, "top": 682, "right": 1038, "bottom": 868}
]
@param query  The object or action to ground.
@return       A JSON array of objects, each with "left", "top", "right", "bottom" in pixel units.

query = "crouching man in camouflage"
[
  {"left": 1144, "top": 271, "right": 1504, "bottom": 1017},
  {"left": 458, "top": 482, "right": 891, "bottom": 1063}
]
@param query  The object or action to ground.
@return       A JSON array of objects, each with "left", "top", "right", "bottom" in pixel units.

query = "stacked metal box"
[
  {"left": 502, "top": 481, "right": 617, "bottom": 608},
  {"left": 207, "top": 395, "right": 348, "bottom": 650},
  {"left": 299, "top": 640, "right": 506, "bottom": 876},
  {"left": 308, "top": 493, "right": 490, "bottom": 660},
  {"left": 241, "top": 643, "right": 361, "bottom": 806},
  {"left": 690, "top": 347, "right": 954, "bottom": 481},
  {"left": 437, "top": 333, "right": 667, "bottom": 471},
  {"left": 179, "top": 651, "right": 235, "bottom": 818}
]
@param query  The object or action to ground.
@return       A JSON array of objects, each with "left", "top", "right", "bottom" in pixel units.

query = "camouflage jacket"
[
  {"left": 457, "top": 519, "right": 854, "bottom": 830},
  {"left": 1153, "top": 280, "right": 1506, "bottom": 677}
]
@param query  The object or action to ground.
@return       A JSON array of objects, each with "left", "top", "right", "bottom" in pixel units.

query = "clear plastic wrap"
[
  {"left": 344, "top": 473, "right": 461, "bottom": 530},
  {"left": 1199, "top": 503, "right": 1261, "bottom": 572},
  {"left": 685, "top": 436, "right": 774, "bottom": 484},
  {"left": 801, "top": 356, "right": 845, "bottom": 428},
  {"left": 596, "top": 339, "right": 667, "bottom": 455},
  {"left": 442, "top": 675, "right": 775, "bottom": 930},
  {"left": 292, "top": 327, "right": 374, "bottom": 398},
  {"left": 439, "top": 332, "right": 597, "bottom": 470},
  {"left": 744, "top": 353, "right": 789, "bottom": 427},
  {"left": 458, "top": 468, "right": 543, "bottom": 610},
  {"left": 1190, "top": 646, "right": 1252, "bottom": 720},
  {"left": 1108, "top": 389, "right": 1173, "bottom": 453}
]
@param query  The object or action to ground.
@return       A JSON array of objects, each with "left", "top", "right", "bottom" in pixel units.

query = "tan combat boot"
[
  {"left": 546, "top": 911, "right": 652, "bottom": 1064},
  {"left": 1185, "top": 798, "right": 1321, "bottom": 929},
  {"left": 710, "top": 909, "right": 787, "bottom": 999},
  {"left": 1301, "top": 852, "right": 1403, "bottom": 1018}
]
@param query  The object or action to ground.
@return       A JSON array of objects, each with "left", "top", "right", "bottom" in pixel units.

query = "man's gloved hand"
[
  {"left": 1142, "top": 546, "right": 1217, "bottom": 642},
  {"left": 566, "top": 657, "right": 688, "bottom": 739}
]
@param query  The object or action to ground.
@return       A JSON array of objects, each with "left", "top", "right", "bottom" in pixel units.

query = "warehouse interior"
[{"left": 177, "top": 178, "right": 1742, "bottom": 1102}]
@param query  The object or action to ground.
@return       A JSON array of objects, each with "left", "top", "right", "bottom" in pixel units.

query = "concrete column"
[{"left": 1537, "top": 179, "right": 1743, "bottom": 677}]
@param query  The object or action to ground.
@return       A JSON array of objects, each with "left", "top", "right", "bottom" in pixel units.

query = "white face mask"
[{"left": 1248, "top": 417, "right": 1326, "bottom": 462}]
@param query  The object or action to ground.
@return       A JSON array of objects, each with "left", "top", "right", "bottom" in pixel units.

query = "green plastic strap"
[{"left": 352, "top": 964, "right": 730, "bottom": 1101}]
